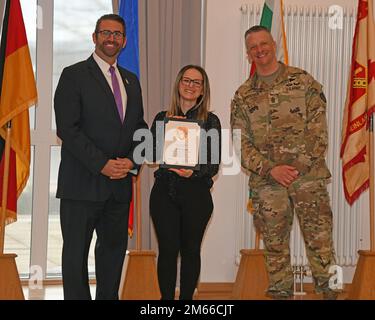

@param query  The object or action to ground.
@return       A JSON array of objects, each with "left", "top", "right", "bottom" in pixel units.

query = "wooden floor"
[
  {"left": 196, "top": 290, "right": 348, "bottom": 300},
  {"left": 23, "top": 285, "right": 96, "bottom": 300},
  {"left": 21, "top": 283, "right": 349, "bottom": 300}
]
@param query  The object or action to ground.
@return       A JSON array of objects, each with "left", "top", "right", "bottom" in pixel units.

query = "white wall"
[
  {"left": 200, "top": 0, "right": 247, "bottom": 283},
  {"left": 201, "top": 0, "right": 357, "bottom": 283}
]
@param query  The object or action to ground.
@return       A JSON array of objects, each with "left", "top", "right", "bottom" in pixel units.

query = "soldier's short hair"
[{"left": 244, "top": 25, "right": 272, "bottom": 40}]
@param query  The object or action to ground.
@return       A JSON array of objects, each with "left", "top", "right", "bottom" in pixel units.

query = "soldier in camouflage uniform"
[{"left": 230, "top": 26, "right": 337, "bottom": 299}]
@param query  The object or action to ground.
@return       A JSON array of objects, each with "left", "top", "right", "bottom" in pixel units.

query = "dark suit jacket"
[{"left": 54, "top": 55, "right": 148, "bottom": 203}]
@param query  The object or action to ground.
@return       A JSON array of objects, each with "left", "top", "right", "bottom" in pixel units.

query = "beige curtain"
[
  {"left": 138, "top": 0, "right": 203, "bottom": 249},
  {"left": 139, "top": 0, "right": 202, "bottom": 121},
  {"left": 112, "top": 0, "right": 202, "bottom": 249},
  {"left": 112, "top": 0, "right": 119, "bottom": 14}
]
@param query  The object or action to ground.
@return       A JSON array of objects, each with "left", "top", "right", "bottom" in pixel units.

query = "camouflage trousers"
[{"left": 251, "top": 178, "right": 336, "bottom": 295}]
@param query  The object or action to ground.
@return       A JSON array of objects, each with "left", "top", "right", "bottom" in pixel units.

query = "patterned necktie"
[{"left": 109, "top": 65, "right": 123, "bottom": 122}]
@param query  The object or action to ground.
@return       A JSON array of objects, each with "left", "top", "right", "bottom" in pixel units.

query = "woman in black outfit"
[{"left": 150, "top": 65, "right": 221, "bottom": 300}]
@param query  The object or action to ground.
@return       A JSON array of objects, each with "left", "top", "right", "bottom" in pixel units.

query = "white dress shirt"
[{"left": 93, "top": 52, "right": 127, "bottom": 121}]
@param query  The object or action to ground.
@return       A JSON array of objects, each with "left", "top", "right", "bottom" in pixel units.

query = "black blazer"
[{"left": 54, "top": 55, "right": 148, "bottom": 203}]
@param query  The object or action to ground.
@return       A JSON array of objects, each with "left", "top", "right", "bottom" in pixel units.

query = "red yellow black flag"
[{"left": 0, "top": 0, "right": 37, "bottom": 223}]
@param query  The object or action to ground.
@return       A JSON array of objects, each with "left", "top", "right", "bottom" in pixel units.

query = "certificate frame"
[{"left": 160, "top": 117, "right": 203, "bottom": 170}]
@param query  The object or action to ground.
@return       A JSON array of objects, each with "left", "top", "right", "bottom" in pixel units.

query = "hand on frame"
[{"left": 169, "top": 168, "right": 193, "bottom": 178}]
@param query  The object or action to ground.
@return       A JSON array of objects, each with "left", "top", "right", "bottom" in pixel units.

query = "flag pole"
[
  {"left": 0, "top": 122, "right": 11, "bottom": 254},
  {"left": 369, "top": 113, "right": 375, "bottom": 251},
  {"left": 136, "top": 174, "right": 142, "bottom": 251},
  {"left": 120, "top": 172, "right": 160, "bottom": 299}
]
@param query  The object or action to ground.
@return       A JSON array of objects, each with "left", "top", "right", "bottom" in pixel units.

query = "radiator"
[{"left": 236, "top": 2, "right": 368, "bottom": 268}]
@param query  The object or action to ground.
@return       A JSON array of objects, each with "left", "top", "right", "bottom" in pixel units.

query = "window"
[
  {"left": 4, "top": 149, "right": 34, "bottom": 276},
  {"left": 4, "top": 0, "right": 113, "bottom": 279},
  {"left": 47, "top": 0, "right": 112, "bottom": 277}
]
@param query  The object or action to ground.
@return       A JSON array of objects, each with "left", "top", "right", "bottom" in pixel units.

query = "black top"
[{"left": 150, "top": 106, "right": 221, "bottom": 198}]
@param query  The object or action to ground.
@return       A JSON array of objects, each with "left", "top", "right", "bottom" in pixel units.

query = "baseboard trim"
[
  {"left": 21, "top": 278, "right": 96, "bottom": 286},
  {"left": 196, "top": 282, "right": 351, "bottom": 300},
  {"left": 21, "top": 280, "right": 351, "bottom": 300}
]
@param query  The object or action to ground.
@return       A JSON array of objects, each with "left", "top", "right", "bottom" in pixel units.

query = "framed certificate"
[{"left": 160, "top": 117, "right": 203, "bottom": 170}]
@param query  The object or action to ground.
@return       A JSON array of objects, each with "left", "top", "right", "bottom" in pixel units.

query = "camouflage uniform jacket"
[{"left": 230, "top": 63, "right": 331, "bottom": 187}]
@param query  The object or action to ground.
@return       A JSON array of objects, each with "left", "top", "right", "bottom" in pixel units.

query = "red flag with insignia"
[{"left": 341, "top": 0, "right": 375, "bottom": 205}]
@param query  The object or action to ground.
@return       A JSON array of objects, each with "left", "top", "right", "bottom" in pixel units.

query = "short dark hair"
[
  {"left": 95, "top": 14, "right": 126, "bottom": 35},
  {"left": 244, "top": 25, "right": 271, "bottom": 40}
]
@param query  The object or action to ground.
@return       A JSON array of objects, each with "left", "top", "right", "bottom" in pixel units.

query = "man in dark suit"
[{"left": 54, "top": 14, "right": 147, "bottom": 300}]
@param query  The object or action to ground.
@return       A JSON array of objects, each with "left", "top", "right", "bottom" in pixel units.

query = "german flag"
[{"left": 0, "top": 0, "right": 37, "bottom": 224}]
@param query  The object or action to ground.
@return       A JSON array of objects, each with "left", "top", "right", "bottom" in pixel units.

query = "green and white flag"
[
  {"left": 260, "top": 0, "right": 288, "bottom": 63},
  {"left": 250, "top": 0, "right": 288, "bottom": 75}
]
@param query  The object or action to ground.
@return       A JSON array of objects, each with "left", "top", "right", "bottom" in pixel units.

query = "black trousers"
[
  {"left": 150, "top": 178, "right": 213, "bottom": 300},
  {"left": 60, "top": 197, "right": 129, "bottom": 300}
]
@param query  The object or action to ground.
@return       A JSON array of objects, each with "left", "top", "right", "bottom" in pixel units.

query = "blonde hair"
[{"left": 168, "top": 65, "right": 210, "bottom": 121}]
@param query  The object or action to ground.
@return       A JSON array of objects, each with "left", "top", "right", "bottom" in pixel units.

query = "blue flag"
[
  {"left": 117, "top": 0, "right": 139, "bottom": 238},
  {"left": 118, "top": 0, "right": 139, "bottom": 79}
]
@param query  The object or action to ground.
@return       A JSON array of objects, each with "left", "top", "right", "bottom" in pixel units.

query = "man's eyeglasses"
[
  {"left": 180, "top": 77, "right": 203, "bottom": 88},
  {"left": 96, "top": 30, "right": 125, "bottom": 40}
]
